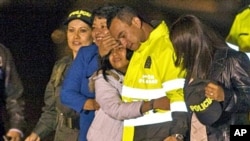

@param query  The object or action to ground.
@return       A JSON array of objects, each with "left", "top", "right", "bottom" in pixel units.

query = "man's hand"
[
  {"left": 24, "top": 132, "right": 40, "bottom": 141},
  {"left": 154, "top": 96, "right": 170, "bottom": 110}
]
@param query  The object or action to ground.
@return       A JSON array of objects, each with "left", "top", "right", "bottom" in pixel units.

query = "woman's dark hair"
[
  {"left": 91, "top": 3, "right": 119, "bottom": 24},
  {"left": 98, "top": 48, "right": 133, "bottom": 82},
  {"left": 170, "top": 14, "right": 227, "bottom": 80}
]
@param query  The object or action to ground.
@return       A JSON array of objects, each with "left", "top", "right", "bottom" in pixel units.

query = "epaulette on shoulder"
[{"left": 237, "top": 4, "right": 250, "bottom": 14}]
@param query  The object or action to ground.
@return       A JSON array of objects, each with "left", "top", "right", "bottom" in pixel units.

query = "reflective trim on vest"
[
  {"left": 123, "top": 111, "right": 172, "bottom": 126},
  {"left": 171, "top": 101, "right": 188, "bottom": 112},
  {"left": 162, "top": 78, "right": 185, "bottom": 92},
  {"left": 122, "top": 86, "right": 165, "bottom": 100},
  {"left": 123, "top": 101, "right": 187, "bottom": 126},
  {"left": 122, "top": 79, "right": 187, "bottom": 126}
]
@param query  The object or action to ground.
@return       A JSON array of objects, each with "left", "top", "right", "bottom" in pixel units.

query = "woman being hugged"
[
  {"left": 170, "top": 14, "right": 250, "bottom": 141},
  {"left": 87, "top": 5, "right": 171, "bottom": 141}
]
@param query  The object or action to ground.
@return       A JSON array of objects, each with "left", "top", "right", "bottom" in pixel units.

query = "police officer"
[{"left": 25, "top": 9, "right": 95, "bottom": 141}]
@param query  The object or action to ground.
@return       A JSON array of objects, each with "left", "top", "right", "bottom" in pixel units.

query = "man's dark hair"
[{"left": 106, "top": 5, "right": 146, "bottom": 29}]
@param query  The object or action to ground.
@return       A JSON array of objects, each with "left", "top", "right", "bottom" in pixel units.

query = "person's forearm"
[
  {"left": 140, "top": 97, "right": 170, "bottom": 114},
  {"left": 140, "top": 100, "right": 153, "bottom": 114}
]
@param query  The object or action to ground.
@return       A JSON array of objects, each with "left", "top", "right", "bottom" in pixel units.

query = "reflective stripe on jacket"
[{"left": 121, "top": 21, "right": 188, "bottom": 140}]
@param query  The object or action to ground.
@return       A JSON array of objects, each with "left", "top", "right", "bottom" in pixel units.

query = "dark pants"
[{"left": 134, "top": 122, "right": 171, "bottom": 141}]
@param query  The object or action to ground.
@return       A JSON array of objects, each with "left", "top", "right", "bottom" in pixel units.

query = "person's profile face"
[
  {"left": 109, "top": 17, "right": 141, "bottom": 51},
  {"left": 67, "top": 19, "right": 93, "bottom": 53},
  {"left": 109, "top": 46, "right": 129, "bottom": 73}
]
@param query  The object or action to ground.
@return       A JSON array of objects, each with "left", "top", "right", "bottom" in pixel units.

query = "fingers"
[
  {"left": 102, "top": 35, "right": 120, "bottom": 48},
  {"left": 84, "top": 99, "right": 100, "bottom": 110},
  {"left": 205, "top": 83, "right": 216, "bottom": 99},
  {"left": 204, "top": 82, "right": 224, "bottom": 101},
  {"left": 98, "top": 35, "right": 120, "bottom": 57},
  {"left": 24, "top": 137, "right": 40, "bottom": 141},
  {"left": 154, "top": 97, "right": 170, "bottom": 110},
  {"left": 24, "top": 132, "right": 40, "bottom": 141},
  {"left": 94, "top": 100, "right": 100, "bottom": 110}
]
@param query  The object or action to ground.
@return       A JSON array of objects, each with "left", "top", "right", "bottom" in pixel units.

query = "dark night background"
[
  {"left": 0, "top": 0, "right": 250, "bottom": 140},
  {"left": 0, "top": 1, "right": 76, "bottom": 140}
]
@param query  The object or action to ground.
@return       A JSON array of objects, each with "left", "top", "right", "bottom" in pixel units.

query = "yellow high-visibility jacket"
[
  {"left": 226, "top": 5, "right": 250, "bottom": 52},
  {"left": 121, "top": 21, "right": 187, "bottom": 141}
]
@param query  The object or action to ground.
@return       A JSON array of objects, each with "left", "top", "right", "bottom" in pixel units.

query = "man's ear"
[{"left": 132, "top": 17, "right": 142, "bottom": 28}]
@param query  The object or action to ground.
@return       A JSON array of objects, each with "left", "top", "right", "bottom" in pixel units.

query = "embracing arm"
[
  {"left": 94, "top": 74, "right": 171, "bottom": 120},
  {"left": 230, "top": 52, "right": 250, "bottom": 112},
  {"left": 61, "top": 46, "right": 99, "bottom": 113}
]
